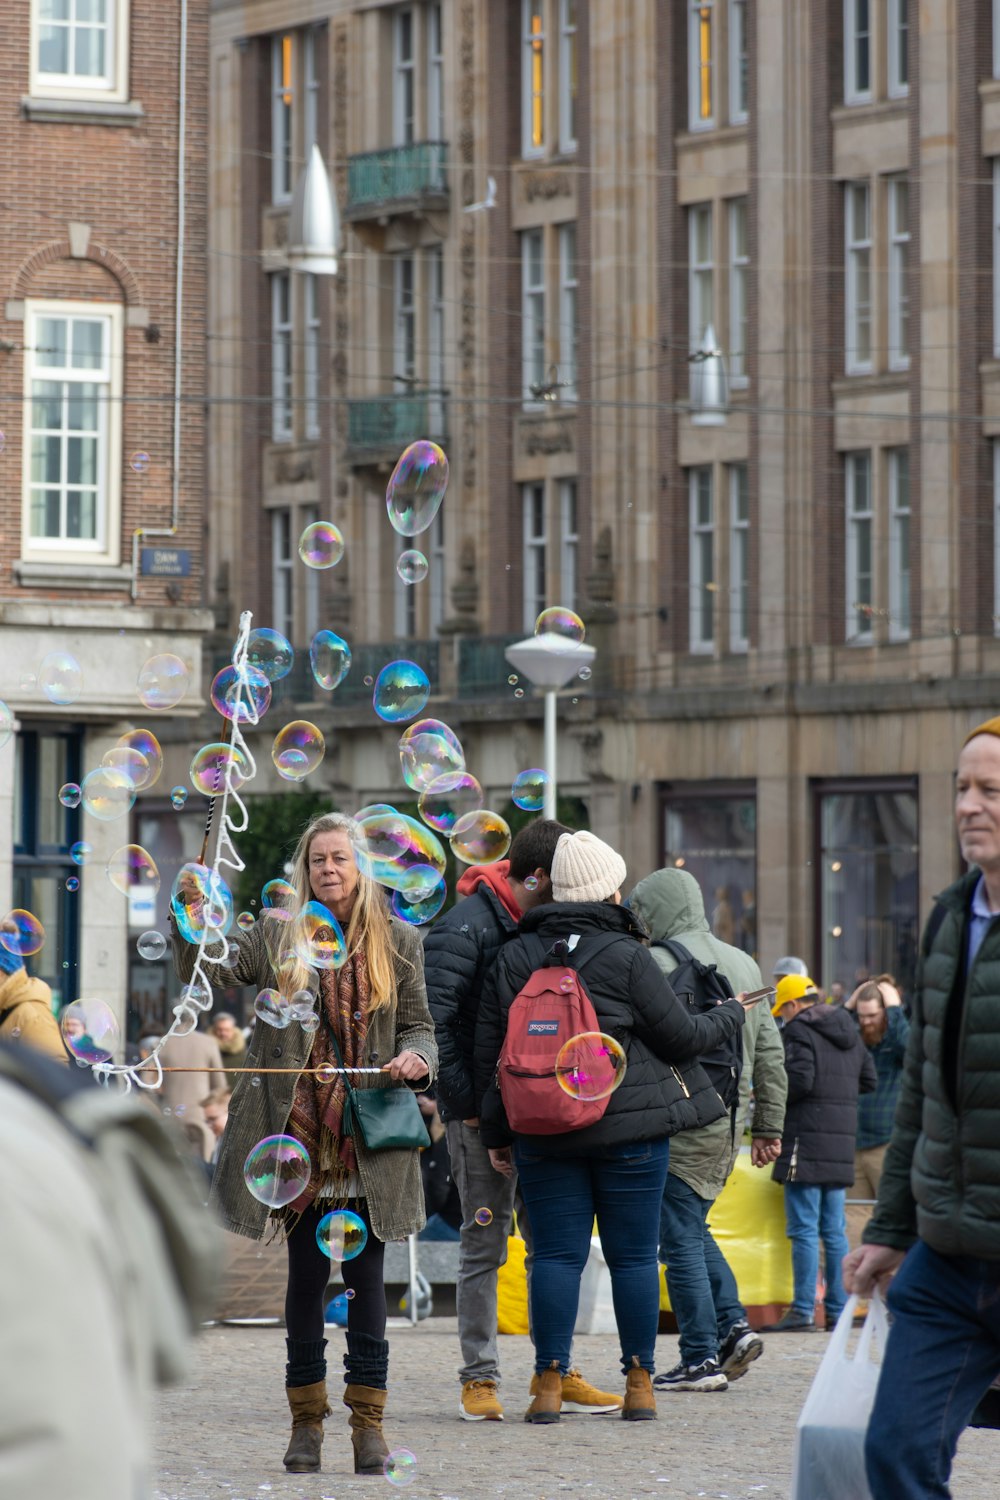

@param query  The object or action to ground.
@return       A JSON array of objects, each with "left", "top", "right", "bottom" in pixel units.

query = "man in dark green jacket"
[{"left": 844, "top": 718, "right": 1000, "bottom": 1500}]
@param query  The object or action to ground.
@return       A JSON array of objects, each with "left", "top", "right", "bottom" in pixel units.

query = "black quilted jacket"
[
  {"left": 473, "top": 901, "right": 746, "bottom": 1154},
  {"left": 772, "top": 1002, "right": 877, "bottom": 1187},
  {"left": 423, "top": 878, "right": 518, "bottom": 1121}
]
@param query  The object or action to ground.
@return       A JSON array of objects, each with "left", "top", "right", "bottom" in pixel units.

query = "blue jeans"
[
  {"left": 866, "top": 1240, "right": 1000, "bottom": 1500},
  {"left": 783, "top": 1182, "right": 849, "bottom": 1321},
  {"left": 513, "top": 1137, "right": 670, "bottom": 1376},
  {"left": 659, "top": 1172, "right": 746, "bottom": 1365}
]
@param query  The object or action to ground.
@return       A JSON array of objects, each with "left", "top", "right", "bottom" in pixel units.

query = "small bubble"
[
  {"left": 345, "top": 1287, "right": 356, "bottom": 1300},
  {"left": 507, "top": 674, "right": 518, "bottom": 686},
  {"left": 65, "top": 876, "right": 80, "bottom": 892},
  {"left": 250, "top": 1075, "right": 261, "bottom": 1088},
  {"left": 578, "top": 667, "right": 592, "bottom": 681},
  {"left": 353, "top": 1010, "right": 362, "bottom": 1021},
  {"left": 363, "top": 675, "right": 374, "bottom": 687},
  {"left": 130, "top": 451, "right": 151, "bottom": 473},
  {"left": 474, "top": 1207, "right": 493, "bottom": 1227},
  {"left": 513, "top": 688, "right": 524, "bottom": 699}
]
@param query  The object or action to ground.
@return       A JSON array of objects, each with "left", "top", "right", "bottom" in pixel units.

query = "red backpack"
[{"left": 497, "top": 934, "right": 626, "bottom": 1135}]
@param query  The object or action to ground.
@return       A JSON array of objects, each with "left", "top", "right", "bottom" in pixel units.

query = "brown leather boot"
[
  {"left": 622, "top": 1356, "right": 657, "bottom": 1421},
  {"left": 524, "top": 1361, "right": 563, "bottom": 1424},
  {"left": 344, "top": 1383, "right": 390, "bottom": 1476},
  {"left": 283, "top": 1380, "right": 331, "bottom": 1472}
]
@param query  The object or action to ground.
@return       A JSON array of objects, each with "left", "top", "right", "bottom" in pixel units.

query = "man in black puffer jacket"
[{"left": 763, "top": 974, "right": 875, "bottom": 1333}]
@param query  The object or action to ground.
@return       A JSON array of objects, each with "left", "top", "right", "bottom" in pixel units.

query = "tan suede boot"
[
  {"left": 622, "top": 1356, "right": 657, "bottom": 1421},
  {"left": 283, "top": 1380, "right": 331, "bottom": 1472},
  {"left": 344, "top": 1383, "right": 390, "bottom": 1476},
  {"left": 524, "top": 1361, "right": 563, "bottom": 1424}
]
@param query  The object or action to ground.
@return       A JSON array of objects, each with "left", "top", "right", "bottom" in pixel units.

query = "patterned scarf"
[{"left": 286, "top": 945, "right": 370, "bottom": 1212}]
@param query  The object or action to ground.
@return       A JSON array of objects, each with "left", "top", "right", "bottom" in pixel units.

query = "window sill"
[
  {"left": 830, "top": 98, "right": 906, "bottom": 125},
  {"left": 21, "top": 95, "right": 144, "bottom": 126},
  {"left": 14, "top": 559, "right": 132, "bottom": 591},
  {"left": 831, "top": 371, "right": 910, "bottom": 397}
]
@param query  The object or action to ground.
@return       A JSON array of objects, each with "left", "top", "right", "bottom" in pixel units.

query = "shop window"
[
  {"left": 12, "top": 728, "right": 82, "bottom": 1007},
  {"left": 660, "top": 785, "right": 757, "bottom": 956}
]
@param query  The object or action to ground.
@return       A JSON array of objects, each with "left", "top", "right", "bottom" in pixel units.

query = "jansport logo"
[{"left": 527, "top": 1020, "right": 560, "bottom": 1034}]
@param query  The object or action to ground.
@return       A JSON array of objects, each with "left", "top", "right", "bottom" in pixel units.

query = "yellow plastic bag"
[{"left": 497, "top": 1234, "right": 529, "bottom": 1335}]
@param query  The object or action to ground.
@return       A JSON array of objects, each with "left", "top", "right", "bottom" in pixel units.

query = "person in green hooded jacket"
[{"left": 628, "top": 869, "right": 787, "bottom": 1393}]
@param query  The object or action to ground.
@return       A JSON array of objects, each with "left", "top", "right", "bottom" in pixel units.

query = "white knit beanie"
[{"left": 551, "top": 830, "right": 628, "bottom": 903}]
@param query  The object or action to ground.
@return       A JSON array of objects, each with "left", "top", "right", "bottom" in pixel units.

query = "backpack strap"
[
  {"left": 539, "top": 930, "right": 633, "bottom": 974},
  {"left": 653, "top": 938, "right": 694, "bottom": 965},
  {"left": 921, "top": 900, "right": 948, "bottom": 958}
]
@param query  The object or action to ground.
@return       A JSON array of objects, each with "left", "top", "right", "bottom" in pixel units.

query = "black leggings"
[{"left": 285, "top": 1199, "right": 386, "bottom": 1342}]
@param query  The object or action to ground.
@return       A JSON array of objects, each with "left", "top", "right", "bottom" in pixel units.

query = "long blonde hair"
[{"left": 274, "top": 811, "right": 402, "bottom": 1010}]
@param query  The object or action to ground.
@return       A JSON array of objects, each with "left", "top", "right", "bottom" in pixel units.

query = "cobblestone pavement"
[{"left": 153, "top": 1318, "right": 997, "bottom": 1500}]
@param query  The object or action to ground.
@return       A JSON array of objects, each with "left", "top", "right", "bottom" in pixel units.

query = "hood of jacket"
[
  {"left": 456, "top": 859, "right": 522, "bottom": 923},
  {"left": 519, "top": 899, "right": 647, "bottom": 944},
  {"left": 0, "top": 967, "right": 53, "bottom": 1016},
  {"left": 791, "top": 999, "right": 859, "bottom": 1050},
  {"left": 627, "top": 869, "right": 710, "bottom": 941}
]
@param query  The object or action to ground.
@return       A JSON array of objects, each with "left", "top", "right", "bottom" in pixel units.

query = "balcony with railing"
[
  {"left": 345, "top": 141, "right": 449, "bottom": 221},
  {"left": 346, "top": 390, "right": 448, "bottom": 465}
]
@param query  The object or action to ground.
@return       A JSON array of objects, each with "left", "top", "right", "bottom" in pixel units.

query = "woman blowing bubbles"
[{"left": 172, "top": 812, "right": 437, "bottom": 1477}]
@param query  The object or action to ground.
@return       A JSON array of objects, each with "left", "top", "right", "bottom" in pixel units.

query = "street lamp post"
[{"left": 504, "top": 634, "right": 596, "bottom": 819}]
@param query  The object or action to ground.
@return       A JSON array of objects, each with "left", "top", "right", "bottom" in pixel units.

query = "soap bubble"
[
  {"left": 101, "top": 746, "right": 151, "bottom": 789},
  {"left": 237, "top": 910, "right": 256, "bottom": 931},
  {"left": 262, "top": 877, "right": 297, "bottom": 911},
  {"left": 418, "top": 772, "right": 484, "bottom": 835},
  {"left": 246, "top": 628, "right": 294, "bottom": 682},
  {"left": 316, "top": 1209, "right": 369, "bottom": 1262},
  {"left": 511, "top": 768, "right": 549, "bottom": 812},
  {"left": 170, "top": 862, "right": 234, "bottom": 944},
  {"left": 578, "top": 666, "right": 592, "bottom": 681},
  {"left": 137, "top": 653, "right": 189, "bottom": 710},
  {"left": 60, "top": 999, "right": 120, "bottom": 1065},
  {"left": 170, "top": 785, "right": 188, "bottom": 809},
  {"left": 450, "top": 811, "right": 512, "bottom": 866},
  {"left": 39, "top": 651, "right": 82, "bottom": 705},
  {"left": 396, "top": 549, "right": 429, "bottom": 585},
  {"left": 535, "top": 606, "right": 586, "bottom": 644},
  {"left": 513, "top": 687, "right": 524, "bottom": 699},
  {"left": 0, "top": 909, "right": 45, "bottom": 958},
  {"left": 254, "top": 988, "right": 291, "bottom": 1028},
  {"left": 81, "top": 767, "right": 135, "bottom": 820},
  {"left": 364, "top": 675, "right": 374, "bottom": 687},
  {"left": 398, "top": 720, "right": 465, "bottom": 791},
  {"left": 356, "top": 811, "right": 447, "bottom": 890},
  {"left": 354, "top": 802, "right": 398, "bottom": 822},
  {"left": 310, "top": 630, "right": 352, "bottom": 692},
  {"left": 65, "top": 876, "right": 80, "bottom": 892},
  {"left": 0, "top": 701, "right": 12, "bottom": 751},
  {"left": 507, "top": 674, "right": 519, "bottom": 686},
  {"left": 70, "top": 840, "right": 93, "bottom": 866},
  {"left": 523, "top": 875, "right": 539, "bottom": 892},
  {"left": 190, "top": 741, "right": 252, "bottom": 796},
  {"left": 291, "top": 901, "right": 347, "bottom": 971},
  {"left": 391, "top": 875, "right": 447, "bottom": 926},
  {"left": 298, "top": 520, "right": 345, "bottom": 569},
  {"left": 383, "top": 1449, "right": 418, "bottom": 1488},
  {"left": 386, "top": 440, "right": 449, "bottom": 536},
  {"left": 116, "top": 729, "right": 163, "bottom": 789},
  {"left": 289, "top": 988, "right": 317, "bottom": 1022},
  {"left": 474, "top": 1207, "right": 493, "bottom": 1227},
  {"left": 372, "top": 660, "right": 430, "bottom": 724},
  {"left": 0, "top": 430, "right": 5, "bottom": 454},
  {"left": 300, "top": 1012, "right": 320, "bottom": 1034},
  {"left": 272, "top": 721, "right": 325, "bottom": 781},
  {"left": 210, "top": 663, "right": 272, "bottom": 722},
  {"left": 137, "top": 930, "right": 167, "bottom": 961},
  {"left": 130, "top": 450, "right": 151, "bottom": 473},
  {"left": 242, "top": 1135, "right": 311, "bottom": 1208},
  {"left": 106, "top": 844, "right": 160, "bottom": 897},
  {"left": 59, "top": 782, "right": 82, "bottom": 808},
  {"left": 555, "top": 1032, "right": 627, "bottom": 1102}
]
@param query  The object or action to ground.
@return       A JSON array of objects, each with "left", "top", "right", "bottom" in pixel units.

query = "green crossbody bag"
[{"left": 323, "top": 1014, "right": 431, "bottom": 1152}]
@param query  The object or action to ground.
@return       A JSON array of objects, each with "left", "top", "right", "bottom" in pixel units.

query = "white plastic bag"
[
  {"left": 790, "top": 1293, "right": 889, "bottom": 1500},
  {"left": 574, "top": 1237, "right": 617, "bottom": 1334}
]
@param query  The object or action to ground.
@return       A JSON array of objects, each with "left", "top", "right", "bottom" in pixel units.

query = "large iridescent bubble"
[
  {"left": 511, "top": 768, "right": 550, "bottom": 812},
  {"left": 385, "top": 440, "right": 449, "bottom": 537},
  {"left": 0, "top": 909, "right": 45, "bottom": 958},
  {"left": 246, "top": 628, "right": 294, "bottom": 682},
  {"left": 450, "top": 810, "right": 512, "bottom": 866},
  {"left": 372, "top": 661, "right": 430, "bottom": 724},
  {"left": 190, "top": 742, "right": 253, "bottom": 796},
  {"left": 398, "top": 721, "right": 465, "bottom": 792},
  {"left": 290, "top": 901, "right": 347, "bottom": 971},
  {"left": 117, "top": 729, "right": 163, "bottom": 789},
  {"left": 272, "top": 721, "right": 325, "bottom": 781},
  {"left": 310, "top": 631, "right": 352, "bottom": 692},
  {"left": 60, "top": 999, "right": 121, "bottom": 1065},
  {"left": 391, "top": 870, "right": 448, "bottom": 926},
  {"left": 81, "top": 767, "right": 136, "bottom": 821},
  {"left": 535, "top": 606, "right": 586, "bottom": 645},
  {"left": 356, "top": 811, "right": 447, "bottom": 890},
  {"left": 106, "top": 844, "right": 160, "bottom": 897},
  {"left": 137, "top": 653, "right": 189, "bottom": 710},
  {"left": 39, "top": 651, "right": 83, "bottom": 706},
  {"left": 243, "top": 1135, "right": 311, "bottom": 1208},
  {"left": 101, "top": 746, "right": 150, "bottom": 789},
  {"left": 298, "top": 521, "right": 345, "bottom": 570},
  {"left": 170, "top": 862, "right": 234, "bottom": 944},
  {"left": 210, "top": 663, "right": 272, "bottom": 722},
  {"left": 418, "top": 772, "right": 484, "bottom": 835}
]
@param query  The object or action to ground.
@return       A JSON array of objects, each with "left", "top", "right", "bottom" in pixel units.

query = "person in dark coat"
[
  {"left": 763, "top": 974, "right": 876, "bottom": 1333},
  {"left": 475, "top": 831, "right": 755, "bottom": 1425}
]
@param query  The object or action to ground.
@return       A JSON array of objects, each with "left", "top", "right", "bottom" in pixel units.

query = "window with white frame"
[
  {"left": 689, "top": 467, "right": 715, "bottom": 652},
  {"left": 888, "top": 447, "right": 910, "bottom": 641},
  {"left": 428, "top": 245, "right": 445, "bottom": 432},
  {"left": 728, "top": 0, "right": 749, "bottom": 124},
  {"left": 688, "top": 3, "right": 716, "bottom": 131},
  {"left": 429, "top": 509, "right": 446, "bottom": 633},
  {"left": 427, "top": 2, "right": 443, "bottom": 139},
  {"left": 559, "top": 0, "right": 578, "bottom": 153},
  {"left": 523, "top": 483, "right": 547, "bottom": 631},
  {"left": 32, "top": 0, "right": 128, "bottom": 101},
  {"left": 393, "top": 8, "right": 415, "bottom": 146},
  {"left": 846, "top": 451, "right": 874, "bottom": 641},
  {"left": 24, "top": 300, "right": 122, "bottom": 562},
  {"left": 271, "top": 274, "right": 293, "bottom": 441},
  {"left": 302, "top": 505, "right": 320, "bottom": 641},
  {"left": 558, "top": 223, "right": 579, "bottom": 399},
  {"left": 304, "top": 27, "right": 320, "bottom": 158},
  {"left": 560, "top": 479, "right": 578, "bottom": 609},
  {"left": 304, "top": 275, "right": 320, "bottom": 440},
  {"left": 272, "top": 34, "right": 294, "bottom": 204},
  {"left": 522, "top": 0, "right": 545, "bottom": 157},
  {"left": 994, "top": 160, "right": 1000, "bottom": 358},
  {"left": 888, "top": 176, "right": 909, "bottom": 370},
  {"left": 393, "top": 255, "right": 416, "bottom": 388},
  {"left": 887, "top": 0, "right": 908, "bottom": 99},
  {"left": 728, "top": 198, "right": 748, "bottom": 386},
  {"left": 272, "top": 510, "right": 294, "bottom": 642},
  {"left": 844, "top": 0, "right": 872, "bottom": 105},
  {"left": 845, "top": 181, "right": 873, "bottom": 374},
  {"left": 522, "top": 229, "right": 546, "bottom": 401},
  {"left": 729, "top": 463, "right": 749, "bottom": 652},
  {"left": 689, "top": 203, "right": 714, "bottom": 381}
]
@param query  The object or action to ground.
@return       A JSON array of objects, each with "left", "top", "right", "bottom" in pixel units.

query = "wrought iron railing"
[{"left": 346, "top": 141, "right": 448, "bottom": 213}]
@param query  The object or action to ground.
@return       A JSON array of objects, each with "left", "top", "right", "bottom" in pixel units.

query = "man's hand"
[
  {"left": 463, "top": 1117, "right": 479, "bottom": 1127},
  {"left": 383, "top": 1050, "right": 430, "bottom": 1083},
  {"left": 842, "top": 1242, "right": 905, "bottom": 1295},
  {"left": 488, "top": 1146, "right": 514, "bottom": 1178},
  {"left": 750, "top": 1136, "right": 781, "bottom": 1167}
]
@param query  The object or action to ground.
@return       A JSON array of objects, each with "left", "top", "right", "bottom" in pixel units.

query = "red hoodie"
[{"left": 456, "top": 859, "right": 522, "bottom": 923}]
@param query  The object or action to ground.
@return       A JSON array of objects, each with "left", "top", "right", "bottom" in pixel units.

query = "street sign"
[{"left": 141, "top": 547, "right": 192, "bottom": 577}]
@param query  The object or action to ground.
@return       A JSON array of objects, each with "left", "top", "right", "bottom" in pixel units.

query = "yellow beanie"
[{"left": 963, "top": 717, "right": 1000, "bottom": 747}]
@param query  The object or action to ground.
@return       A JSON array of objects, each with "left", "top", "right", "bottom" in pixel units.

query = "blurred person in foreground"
[
  {"left": 844, "top": 718, "right": 1000, "bottom": 1499},
  {"left": 0, "top": 944, "right": 66, "bottom": 1063}
]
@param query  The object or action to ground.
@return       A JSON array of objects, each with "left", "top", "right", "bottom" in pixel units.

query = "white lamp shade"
[
  {"left": 690, "top": 322, "right": 729, "bottom": 426},
  {"left": 287, "top": 145, "right": 341, "bottom": 276},
  {"left": 504, "top": 633, "right": 596, "bottom": 690}
]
